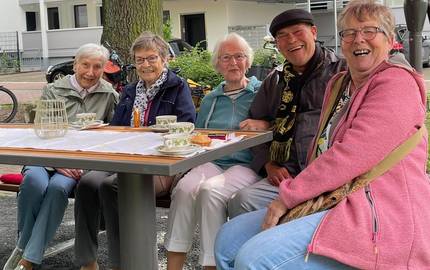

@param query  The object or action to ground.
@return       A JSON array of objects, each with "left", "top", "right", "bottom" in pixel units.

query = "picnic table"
[{"left": 0, "top": 124, "right": 272, "bottom": 270}]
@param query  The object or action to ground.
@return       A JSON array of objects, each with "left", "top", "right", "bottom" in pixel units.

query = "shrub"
[
  {"left": 168, "top": 45, "right": 223, "bottom": 88},
  {"left": 252, "top": 48, "right": 284, "bottom": 68}
]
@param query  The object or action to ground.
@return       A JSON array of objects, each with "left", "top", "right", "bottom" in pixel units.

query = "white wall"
[
  {"left": 227, "top": 1, "right": 294, "bottom": 27},
  {"left": 164, "top": 0, "right": 229, "bottom": 51},
  {"left": 0, "top": 1, "right": 25, "bottom": 33},
  {"left": 313, "top": 12, "right": 340, "bottom": 47}
]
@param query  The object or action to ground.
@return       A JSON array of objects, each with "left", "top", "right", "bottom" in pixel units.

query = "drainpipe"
[
  {"left": 404, "top": 0, "right": 428, "bottom": 73},
  {"left": 334, "top": 0, "right": 338, "bottom": 54},
  {"left": 39, "top": 0, "right": 49, "bottom": 70}
]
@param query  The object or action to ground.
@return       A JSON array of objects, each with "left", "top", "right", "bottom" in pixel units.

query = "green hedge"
[{"left": 168, "top": 46, "right": 223, "bottom": 88}]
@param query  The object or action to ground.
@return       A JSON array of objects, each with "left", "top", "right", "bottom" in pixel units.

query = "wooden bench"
[{"left": 0, "top": 181, "right": 19, "bottom": 193}]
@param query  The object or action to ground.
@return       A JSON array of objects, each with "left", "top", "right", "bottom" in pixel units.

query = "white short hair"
[
  {"left": 211, "top": 33, "right": 254, "bottom": 72},
  {"left": 74, "top": 43, "right": 109, "bottom": 64}
]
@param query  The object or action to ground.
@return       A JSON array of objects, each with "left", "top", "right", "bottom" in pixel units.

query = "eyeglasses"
[
  {"left": 219, "top": 53, "right": 247, "bottom": 63},
  {"left": 134, "top": 55, "right": 159, "bottom": 65},
  {"left": 339, "top": 26, "right": 386, "bottom": 43}
]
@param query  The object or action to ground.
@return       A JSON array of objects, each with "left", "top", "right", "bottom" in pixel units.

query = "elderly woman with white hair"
[
  {"left": 164, "top": 32, "right": 262, "bottom": 270},
  {"left": 3, "top": 43, "right": 118, "bottom": 270}
]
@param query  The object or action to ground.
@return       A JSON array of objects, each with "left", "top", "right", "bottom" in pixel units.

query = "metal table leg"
[{"left": 118, "top": 173, "right": 157, "bottom": 270}]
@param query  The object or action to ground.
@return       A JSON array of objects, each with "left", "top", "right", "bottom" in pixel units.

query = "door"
[{"left": 181, "top": 13, "right": 206, "bottom": 49}]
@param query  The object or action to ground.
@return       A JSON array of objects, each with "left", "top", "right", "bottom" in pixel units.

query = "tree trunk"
[{"left": 101, "top": 0, "right": 163, "bottom": 62}]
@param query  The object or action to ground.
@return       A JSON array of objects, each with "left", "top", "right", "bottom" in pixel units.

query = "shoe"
[{"left": 3, "top": 247, "right": 23, "bottom": 270}]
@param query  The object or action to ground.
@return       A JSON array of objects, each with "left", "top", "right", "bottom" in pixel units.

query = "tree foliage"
[{"left": 101, "top": 0, "right": 163, "bottom": 62}]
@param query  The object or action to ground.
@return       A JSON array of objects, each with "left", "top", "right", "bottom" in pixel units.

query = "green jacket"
[{"left": 41, "top": 75, "right": 119, "bottom": 122}]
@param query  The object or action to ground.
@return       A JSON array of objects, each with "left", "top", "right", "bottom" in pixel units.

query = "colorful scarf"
[
  {"left": 131, "top": 68, "right": 168, "bottom": 126},
  {"left": 269, "top": 44, "right": 323, "bottom": 164}
]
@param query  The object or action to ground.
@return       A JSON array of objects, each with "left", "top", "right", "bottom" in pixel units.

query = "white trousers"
[{"left": 164, "top": 162, "right": 261, "bottom": 266}]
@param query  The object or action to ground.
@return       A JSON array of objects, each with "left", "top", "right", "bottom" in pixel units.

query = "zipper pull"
[
  {"left": 304, "top": 251, "right": 310, "bottom": 262},
  {"left": 305, "top": 244, "right": 313, "bottom": 262},
  {"left": 373, "top": 244, "right": 378, "bottom": 255}
]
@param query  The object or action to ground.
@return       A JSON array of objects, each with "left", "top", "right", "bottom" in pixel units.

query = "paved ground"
[{"left": 0, "top": 71, "right": 203, "bottom": 269}]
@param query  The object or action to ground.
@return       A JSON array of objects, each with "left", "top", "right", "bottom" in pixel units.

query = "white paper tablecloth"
[{"left": 0, "top": 128, "right": 244, "bottom": 157}]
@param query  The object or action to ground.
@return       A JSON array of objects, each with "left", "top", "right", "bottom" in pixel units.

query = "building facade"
[{"left": 0, "top": 0, "right": 428, "bottom": 69}]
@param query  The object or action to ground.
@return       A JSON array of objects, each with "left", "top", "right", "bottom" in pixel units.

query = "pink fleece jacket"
[{"left": 279, "top": 56, "right": 430, "bottom": 269}]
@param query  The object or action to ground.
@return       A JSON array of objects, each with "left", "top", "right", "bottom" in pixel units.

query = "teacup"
[
  {"left": 163, "top": 133, "right": 191, "bottom": 149},
  {"left": 168, "top": 122, "right": 195, "bottom": 134},
  {"left": 76, "top": 113, "right": 97, "bottom": 125},
  {"left": 156, "top": 115, "right": 177, "bottom": 127}
]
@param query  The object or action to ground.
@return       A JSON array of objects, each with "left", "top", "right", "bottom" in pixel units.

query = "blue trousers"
[
  {"left": 214, "top": 209, "right": 355, "bottom": 270},
  {"left": 17, "top": 166, "right": 76, "bottom": 264}
]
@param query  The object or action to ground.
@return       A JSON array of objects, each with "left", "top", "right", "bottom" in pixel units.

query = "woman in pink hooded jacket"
[{"left": 214, "top": 0, "right": 430, "bottom": 269}]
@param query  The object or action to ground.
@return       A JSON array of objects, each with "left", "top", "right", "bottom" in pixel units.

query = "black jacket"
[
  {"left": 111, "top": 69, "right": 196, "bottom": 126},
  {"left": 249, "top": 47, "right": 347, "bottom": 177}
]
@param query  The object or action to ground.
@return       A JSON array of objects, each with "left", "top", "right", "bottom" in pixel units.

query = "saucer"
[
  {"left": 156, "top": 144, "right": 201, "bottom": 155},
  {"left": 149, "top": 124, "right": 169, "bottom": 133},
  {"left": 70, "top": 120, "right": 104, "bottom": 129}
]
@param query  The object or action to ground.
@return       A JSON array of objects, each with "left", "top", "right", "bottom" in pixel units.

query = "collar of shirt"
[{"left": 70, "top": 75, "right": 100, "bottom": 97}]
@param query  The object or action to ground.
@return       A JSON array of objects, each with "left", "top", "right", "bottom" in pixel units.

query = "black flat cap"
[{"left": 269, "top": 9, "right": 314, "bottom": 37}]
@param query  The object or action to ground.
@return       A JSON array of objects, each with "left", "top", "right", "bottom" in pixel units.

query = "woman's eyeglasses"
[
  {"left": 219, "top": 53, "right": 247, "bottom": 63},
  {"left": 339, "top": 26, "right": 386, "bottom": 43},
  {"left": 135, "top": 55, "right": 159, "bottom": 65}
]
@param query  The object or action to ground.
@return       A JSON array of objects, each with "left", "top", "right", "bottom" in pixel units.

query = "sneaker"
[{"left": 3, "top": 247, "right": 23, "bottom": 270}]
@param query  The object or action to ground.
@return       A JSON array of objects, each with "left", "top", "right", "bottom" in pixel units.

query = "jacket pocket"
[{"left": 365, "top": 185, "right": 380, "bottom": 264}]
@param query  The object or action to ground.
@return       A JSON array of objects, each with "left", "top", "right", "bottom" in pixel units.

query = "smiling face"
[
  {"left": 275, "top": 23, "right": 317, "bottom": 73},
  {"left": 73, "top": 56, "right": 105, "bottom": 89},
  {"left": 341, "top": 16, "right": 393, "bottom": 83},
  {"left": 216, "top": 40, "right": 249, "bottom": 85},
  {"left": 134, "top": 48, "right": 167, "bottom": 86}
]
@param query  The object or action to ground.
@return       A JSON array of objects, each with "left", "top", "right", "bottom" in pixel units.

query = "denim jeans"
[
  {"left": 17, "top": 166, "right": 76, "bottom": 264},
  {"left": 214, "top": 209, "right": 355, "bottom": 270}
]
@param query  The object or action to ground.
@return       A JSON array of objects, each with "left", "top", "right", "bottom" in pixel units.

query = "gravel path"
[{"left": 0, "top": 193, "right": 203, "bottom": 269}]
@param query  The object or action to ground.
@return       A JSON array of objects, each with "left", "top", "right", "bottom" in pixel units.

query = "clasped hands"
[{"left": 56, "top": 168, "right": 84, "bottom": 180}]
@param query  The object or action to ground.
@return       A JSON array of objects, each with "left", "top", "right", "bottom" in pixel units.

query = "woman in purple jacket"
[
  {"left": 74, "top": 32, "right": 195, "bottom": 270},
  {"left": 215, "top": 0, "right": 430, "bottom": 269}
]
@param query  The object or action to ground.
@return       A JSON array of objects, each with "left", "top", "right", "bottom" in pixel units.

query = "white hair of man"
[
  {"left": 74, "top": 43, "right": 109, "bottom": 65},
  {"left": 212, "top": 33, "right": 254, "bottom": 72}
]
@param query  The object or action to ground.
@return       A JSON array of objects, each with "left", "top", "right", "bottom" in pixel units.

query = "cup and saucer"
[
  {"left": 70, "top": 113, "right": 106, "bottom": 130},
  {"left": 156, "top": 133, "right": 201, "bottom": 155},
  {"left": 149, "top": 115, "right": 177, "bottom": 133}
]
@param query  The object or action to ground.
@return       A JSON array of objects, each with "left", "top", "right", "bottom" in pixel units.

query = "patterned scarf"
[
  {"left": 269, "top": 44, "right": 323, "bottom": 163},
  {"left": 131, "top": 68, "right": 168, "bottom": 126}
]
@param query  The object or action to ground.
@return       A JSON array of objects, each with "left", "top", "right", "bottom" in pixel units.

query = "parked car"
[
  {"left": 45, "top": 60, "right": 74, "bottom": 83},
  {"left": 45, "top": 39, "right": 193, "bottom": 83},
  {"left": 391, "top": 24, "right": 430, "bottom": 67}
]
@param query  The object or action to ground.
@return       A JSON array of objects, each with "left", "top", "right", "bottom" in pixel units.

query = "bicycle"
[
  {"left": 0, "top": 85, "right": 18, "bottom": 123},
  {"left": 103, "top": 42, "right": 136, "bottom": 93}
]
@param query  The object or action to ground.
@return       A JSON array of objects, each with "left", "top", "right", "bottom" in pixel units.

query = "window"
[
  {"left": 26, "top": 12, "right": 37, "bottom": 31},
  {"left": 96, "top": 6, "right": 103, "bottom": 26},
  {"left": 47, "top": 7, "right": 59, "bottom": 30},
  {"left": 163, "top": 10, "right": 170, "bottom": 24},
  {"left": 74, "top": 5, "right": 88, "bottom": 28}
]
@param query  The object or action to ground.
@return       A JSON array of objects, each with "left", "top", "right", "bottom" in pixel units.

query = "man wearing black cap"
[{"left": 229, "top": 9, "right": 347, "bottom": 217}]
